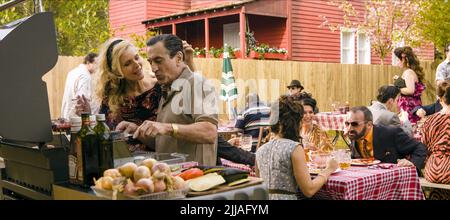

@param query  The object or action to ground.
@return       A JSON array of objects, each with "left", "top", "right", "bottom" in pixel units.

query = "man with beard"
[{"left": 345, "top": 106, "right": 426, "bottom": 169}]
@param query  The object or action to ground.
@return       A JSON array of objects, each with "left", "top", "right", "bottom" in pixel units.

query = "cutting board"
[{"left": 187, "top": 176, "right": 264, "bottom": 197}]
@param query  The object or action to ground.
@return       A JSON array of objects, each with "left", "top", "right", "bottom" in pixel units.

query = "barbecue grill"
[{"left": 0, "top": 9, "right": 69, "bottom": 200}]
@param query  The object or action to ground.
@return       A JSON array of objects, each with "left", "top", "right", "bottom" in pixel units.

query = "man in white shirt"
[
  {"left": 436, "top": 43, "right": 450, "bottom": 85},
  {"left": 60, "top": 52, "right": 97, "bottom": 119}
]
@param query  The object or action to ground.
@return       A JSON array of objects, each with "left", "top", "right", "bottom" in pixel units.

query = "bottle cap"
[{"left": 95, "top": 114, "right": 106, "bottom": 121}]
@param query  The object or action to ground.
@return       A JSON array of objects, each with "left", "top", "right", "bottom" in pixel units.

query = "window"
[
  {"left": 357, "top": 32, "right": 370, "bottom": 64},
  {"left": 341, "top": 29, "right": 355, "bottom": 64},
  {"left": 223, "top": 22, "right": 240, "bottom": 49}
]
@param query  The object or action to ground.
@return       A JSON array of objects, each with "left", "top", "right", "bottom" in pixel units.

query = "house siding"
[
  {"left": 109, "top": 0, "right": 148, "bottom": 38},
  {"left": 190, "top": 0, "right": 236, "bottom": 10},
  {"left": 147, "top": 0, "right": 190, "bottom": 19},
  {"left": 290, "top": 0, "right": 434, "bottom": 63}
]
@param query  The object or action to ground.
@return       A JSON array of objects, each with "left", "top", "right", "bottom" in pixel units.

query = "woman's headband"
[{"left": 106, "top": 39, "right": 123, "bottom": 71}]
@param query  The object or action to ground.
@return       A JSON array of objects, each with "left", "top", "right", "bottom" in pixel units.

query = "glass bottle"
[
  {"left": 74, "top": 113, "right": 100, "bottom": 187},
  {"left": 68, "top": 117, "right": 81, "bottom": 184},
  {"left": 93, "top": 114, "right": 113, "bottom": 175}
]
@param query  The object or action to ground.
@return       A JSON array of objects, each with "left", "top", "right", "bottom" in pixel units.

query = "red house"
[{"left": 109, "top": 0, "right": 434, "bottom": 64}]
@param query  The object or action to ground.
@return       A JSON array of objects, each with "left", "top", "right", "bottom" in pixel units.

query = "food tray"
[
  {"left": 91, "top": 186, "right": 187, "bottom": 200},
  {"left": 114, "top": 152, "right": 187, "bottom": 168}
]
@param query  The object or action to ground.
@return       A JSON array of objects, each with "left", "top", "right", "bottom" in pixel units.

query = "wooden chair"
[{"left": 256, "top": 127, "right": 270, "bottom": 150}]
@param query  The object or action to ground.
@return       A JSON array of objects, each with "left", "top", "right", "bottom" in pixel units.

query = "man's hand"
[
  {"left": 115, "top": 121, "right": 139, "bottom": 135},
  {"left": 416, "top": 108, "right": 426, "bottom": 118},
  {"left": 227, "top": 137, "right": 240, "bottom": 147},
  {"left": 133, "top": 121, "right": 172, "bottom": 141},
  {"left": 75, "top": 95, "right": 91, "bottom": 116},
  {"left": 397, "top": 159, "right": 414, "bottom": 167}
]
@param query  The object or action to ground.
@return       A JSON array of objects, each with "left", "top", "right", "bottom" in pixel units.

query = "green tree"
[
  {"left": 416, "top": 0, "right": 450, "bottom": 53},
  {"left": 0, "top": 0, "right": 111, "bottom": 56}
]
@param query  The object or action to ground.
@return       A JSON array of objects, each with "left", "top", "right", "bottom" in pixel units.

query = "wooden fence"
[{"left": 43, "top": 57, "right": 436, "bottom": 120}]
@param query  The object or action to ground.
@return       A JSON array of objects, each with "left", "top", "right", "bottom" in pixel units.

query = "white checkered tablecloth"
[
  {"left": 315, "top": 112, "right": 347, "bottom": 131},
  {"left": 316, "top": 165, "right": 425, "bottom": 200}
]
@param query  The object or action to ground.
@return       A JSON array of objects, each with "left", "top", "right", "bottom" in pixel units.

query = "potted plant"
[
  {"left": 264, "top": 48, "right": 288, "bottom": 60},
  {"left": 194, "top": 47, "right": 206, "bottom": 58},
  {"left": 249, "top": 43, "right": 287, "bottom": 60}
]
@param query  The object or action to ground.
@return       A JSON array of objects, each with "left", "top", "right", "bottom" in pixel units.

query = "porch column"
[
  {"left": 172, "top": 23, "right": 177, "bottom": 35},
  {"left": 287, "top": 0, "right": 292, "bottom": 60},
  {"left": 204, "top": 18, "right": 210, "bottom": 58},
  {"left": 239, "top": 8, "right": 246, "bottom": 58}
]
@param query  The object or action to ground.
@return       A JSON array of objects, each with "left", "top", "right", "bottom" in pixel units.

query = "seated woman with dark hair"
[
  {"left": 256, "top": 95, "right": 338, "bottom": 200},
  {"left": 299, "top": 98, "right": 333, "bottom": 152}
]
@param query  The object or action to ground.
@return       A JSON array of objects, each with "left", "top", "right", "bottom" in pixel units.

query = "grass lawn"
[{"left": 325, "top": 130, "right": 351, "bottom": 150}]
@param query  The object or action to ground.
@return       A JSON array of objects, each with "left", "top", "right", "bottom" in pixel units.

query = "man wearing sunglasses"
[
  {"left": 287, "top": 80, "right": 304, "bottom": 97},
  {"left": 345, "top": 106, "right": 426, "bottom": 170}
]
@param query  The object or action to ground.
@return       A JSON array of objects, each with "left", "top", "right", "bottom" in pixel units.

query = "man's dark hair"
[
  {"left": 146, "top": 34, "right": 185, "bottom": 60},
  {"left": 376, "top": 85, "right": 400, "bottom": 103},
  {"left": 83, "top": 52, "right": 97, "bottom": 64},
  {"left": 350, "top": 106, "right": 373, "bottom": 122},
  {"left": 445, "top": 43, "right": 450, "bottom": 53}
]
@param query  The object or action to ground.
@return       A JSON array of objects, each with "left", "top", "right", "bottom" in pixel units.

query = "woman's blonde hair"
[{"left": 95, "top": 38, "right": 146, "bottom": 117}]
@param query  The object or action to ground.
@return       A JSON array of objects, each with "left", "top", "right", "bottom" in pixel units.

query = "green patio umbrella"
[{"left": 219, "top": 46, "right": 238, "bottom": 120}]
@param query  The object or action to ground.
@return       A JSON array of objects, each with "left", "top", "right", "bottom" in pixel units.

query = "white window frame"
[
  {"left": 340, "top": 28, "right": 355, "bottom": 64},
  {"left": 357, "top": 31, "right": 371, "bottom": 64}
]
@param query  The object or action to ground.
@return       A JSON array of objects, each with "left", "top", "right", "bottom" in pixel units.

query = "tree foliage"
[
  {"left": 320, "top": 0, "right": 425, "bottom": 64},
  {"left": 0, "top": 0, "right": 111, "bottom": 56},
  {"left": 415, "top": 0, "right": 450, "bottom": 53}
]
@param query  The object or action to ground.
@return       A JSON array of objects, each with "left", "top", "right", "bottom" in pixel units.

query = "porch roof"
[{"left": 142, "top": 0, "right": 256, "bottom": 26}]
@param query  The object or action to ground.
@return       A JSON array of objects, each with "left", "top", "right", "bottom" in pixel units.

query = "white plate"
[
  {"left": 309, "top": 168, "right": 341, "bottom": 175},
  {"left": 351, "top": 159, "right": 381, "bottom": 166}
]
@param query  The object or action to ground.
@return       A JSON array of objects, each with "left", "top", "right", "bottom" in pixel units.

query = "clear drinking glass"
[{"left": 335, "top": 149, "right": 352, "bottom": 170}]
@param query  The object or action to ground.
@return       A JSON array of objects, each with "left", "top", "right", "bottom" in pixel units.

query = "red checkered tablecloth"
[
  {"left": 220, "top": 158, "right": 257, "bottom": 177},
  {"left": 315, "top": 165, "right": 424, "bottom": 200},
  {"left": 315, "top": 112, "right": 347, "bottom": 131}
]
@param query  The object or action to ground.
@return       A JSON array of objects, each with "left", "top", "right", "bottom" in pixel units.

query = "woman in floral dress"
[{"left": 394, "top": 46, "right": 426, "bottom": 124}]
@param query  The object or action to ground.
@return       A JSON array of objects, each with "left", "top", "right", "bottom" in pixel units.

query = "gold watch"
[{"left": 171, "top": 123, "right": 179, "bottom": 137}]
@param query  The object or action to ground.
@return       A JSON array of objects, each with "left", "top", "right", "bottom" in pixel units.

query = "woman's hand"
[
  {"left": 416, "top": 108, "right": 426, "bottom": 118},
  {"left": 325, "top": 157, "right": 338, "bottom": 172},
  {"left": 182, "top": 40, "right": 196, "bottom": 72},
  {"left": 75, "top": 95, "right": 91, "bottom": 116},
  {"left": 115, "top": 121, "right": 139, "bottom": 135}
]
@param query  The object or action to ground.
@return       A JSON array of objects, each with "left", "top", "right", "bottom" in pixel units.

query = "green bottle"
[
  {"left": 93, "top": 114, "right": 113, "bottom": 175},
  {"left": 74, "top": 113, "right": 100, "bottom": 187}
]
